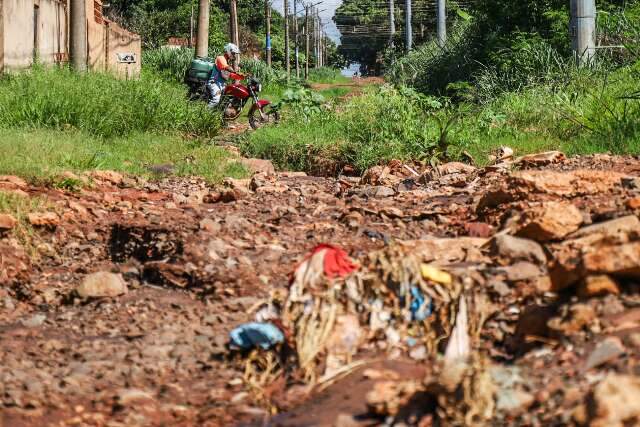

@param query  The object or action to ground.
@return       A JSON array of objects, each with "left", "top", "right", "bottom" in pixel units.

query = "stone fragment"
[
  {"left": 515, "top": 201, "right": 583, "bottom": 242},
  {"left": 0, "top": 175, "right": 28, "bottom": 189},
  {"left": 588, "top": 374, "right": 640, "bottom": 427},
  {"left": 379, "top": 207, "right": 404, "bottom": 219},
  {"left": 437, "top": 161, "right": 477, "bottom": 176},
  {"left": 76, "top": 272, "right": 128, "bottom": 298},
  {"left": 27, "top": 212, "right": 60, "bottom": 228},
  {"left": 371, "top": 186, "right": 395, "bottom": 198},
  {"left": 0, "top": 213, "right": 17, "bottom": 232},
  {"left": 583, "top": 242, "right": 640, "bottom": 277},
  {"left": 578, "top": 275, "right": 620, "bottom": 298},
  {"left": 89, "top": 170, "right": 124, "bottom": 186},
  {"left": 585, "top": 336, "right": 626, "bottom": 370},
  {"left": 514, "top": 151, "right": 566, "bottom": 167},
  {"left": 568, "top": 215, "right": 640, "bottom": 240},
  {"left": 490, "top": 234, "right": 547, "bottom": 266},
  {"left": 511, "top": 169, "right": 627, "bottom": 197},
  {"left": 502, "top": 261, "right": 544, "bottom": 282}
]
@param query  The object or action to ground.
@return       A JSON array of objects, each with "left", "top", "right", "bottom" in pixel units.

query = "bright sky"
[{"left": 271, "top": 0, "right": 342, "bottom": 44}]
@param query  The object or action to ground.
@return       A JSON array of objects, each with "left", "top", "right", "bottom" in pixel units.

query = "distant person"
[{"left": 207, "top": 43, "right": 242, "bottom": 108}]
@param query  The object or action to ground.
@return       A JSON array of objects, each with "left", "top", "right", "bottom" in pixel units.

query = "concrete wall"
[
  {"left": 106, "top": 21, "right": 141, "bottom": 78},
  {"left": 87, "top": 0, "right": 105, "bottom": 70},
  {"left": 37, "top": 0, "right": 68, "bottom": 64},
  {"left": 0, "top": 0, "right": 140, "bottom": 78},
  {"left": 2, "top": 0, "right": 35, "bottom": 70}
]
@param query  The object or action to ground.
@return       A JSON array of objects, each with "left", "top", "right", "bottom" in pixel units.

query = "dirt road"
[{"left": 3, "top": 152, "right": 640, "bottom": 426}]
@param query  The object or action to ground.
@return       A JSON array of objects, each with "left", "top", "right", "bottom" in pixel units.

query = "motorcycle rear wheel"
[{"left": 249, "top": 107, "right": 280, "bottom": 130}]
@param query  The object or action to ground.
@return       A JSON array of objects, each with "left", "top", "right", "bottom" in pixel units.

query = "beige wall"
[
  {"left": 1, "top": 0, "right": 67, "bottom": 70},
  {"left": 2, "top": 0, "right": 35, "bottom": 70},
  {"left": 1, "top": 0, "right": 140, "bottom": 79},
  {"left": 106, "top": 21, "right": 141, "bottom": 78},
  {"left": 37, "top": 0, "right": 68, "bottom": 64}
]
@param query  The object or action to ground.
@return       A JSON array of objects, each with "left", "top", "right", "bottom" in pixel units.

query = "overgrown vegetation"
[{"left": 0, "top": 66, "right": 220, "bottom": 139}]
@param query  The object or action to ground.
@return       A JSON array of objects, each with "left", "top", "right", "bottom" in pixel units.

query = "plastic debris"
[
  {"left": 229, "top": 322, "right": 284, "bottom": 350},
  {"left": 421, "top": 264, "right": 453, "bottom": 286},
  {"left": 444, "top": 295, "right": 470, "bottom": 363},
  {"left": 409, "top": 286, "right": 433, "bottom": 321}
]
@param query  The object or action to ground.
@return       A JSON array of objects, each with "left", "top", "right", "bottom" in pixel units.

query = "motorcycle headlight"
[{"left": 257, "top": 83, "right": 262, "bottom": 93}]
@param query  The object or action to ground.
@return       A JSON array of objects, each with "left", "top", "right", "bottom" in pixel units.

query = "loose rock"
[{"left": 76, "top": 272, "right": 128, "bottom": 298}]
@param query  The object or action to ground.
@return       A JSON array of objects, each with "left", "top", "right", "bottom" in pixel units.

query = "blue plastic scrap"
[
  {"left": 410, "top": 286, "right": 433, "bottom": 322},
  {"left": 229, "top": 322, "right": 284, "bottom": 350}
]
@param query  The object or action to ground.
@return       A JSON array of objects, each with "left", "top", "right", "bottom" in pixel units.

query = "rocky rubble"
[{"left": 2, "top": 153, "right": 640, "bottom": 426}]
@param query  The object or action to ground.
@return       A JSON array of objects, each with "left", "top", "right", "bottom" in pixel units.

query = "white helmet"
[{"left": 224, "top": 43, "right": 241, "bottom": 55}]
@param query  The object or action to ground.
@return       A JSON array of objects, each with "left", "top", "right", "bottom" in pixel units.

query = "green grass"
[
  {"left": 243, "top": 62, "right": 640, "bottom": 174},
  {"left": 0, "top": 66, "right": 221, "bottom": 139},
  {"left": 0, "top": 129, "right": 246, "bottom": 184},
  {"left": 307, "top": 67, "right": 350, "bottom": 84}
]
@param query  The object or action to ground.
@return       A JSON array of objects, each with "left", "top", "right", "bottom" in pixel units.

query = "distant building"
[{"left": 0, "top": 0, "right": 141, "bottom": 78}]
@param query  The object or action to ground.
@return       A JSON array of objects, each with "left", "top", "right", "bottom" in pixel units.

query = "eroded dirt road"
[{"left": 3, "top": 153, "right": 640, "bottom": 426}]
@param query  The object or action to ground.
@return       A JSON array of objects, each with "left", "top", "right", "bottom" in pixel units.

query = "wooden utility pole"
[
  {"left": 284, "top": 0, "right": 290, "bottom": 79},
  {"left": 571, "top": 0, "right": 596, "bottom": 66},
  {"left": 304, "top": 6, "right": 311, "bottom": 80},
  {"left": 70, "top": 0, "right": 87, "bottom": 71},
  {"left": 294, "top": 0, "right": 300, "bottom": 78},
  {"left": 230, "top": 0, "right": 240, "bottom": 65},
  {"left": 405, "top": 0, "right": 412, "bottom": 51},
  {"left": 196, "top": 0, "right": 210, "bottom": 57},
  {"left": 265, "top": 0, "right": 272, "bottom": 66},
  {"left": 388, "top": 0, "right": 396, "bottom": 47},
  {"left": 437, "top": 0, "right": 446, "bottom": 47}
]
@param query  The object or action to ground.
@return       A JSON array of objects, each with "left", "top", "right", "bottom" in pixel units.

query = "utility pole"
[
  {"left": 315, "top": 11, "right": 320, "bottom": 68},
  {"left": 70, "top": 0, "right": 87, "bottom": 71},
  {"left": 230, "top": 0, "right": 240, "bottom": 65},
  {"left": 305, "top": 5, "right": 310, "bottom": 79},
  {"left": 405, "top": 0, "right": 412, "bottom": 51},
  {"left": 388, "top": 0, "right": 396, "bottom": 47},
  {"left": 196, "top": 0, "right": 210, "bottom": 57},
  {"left": 570, "top": 0, "right": 596, "bottom": 66},
  {"left": 284, "top": 0, "right": 290, "bottom": 79},
  {"left": 294, "top": 0, "right": 300, "bottom": 78},
  {"left": 265, "top": 0, "right": 272, "bottom": 66},
  {"left": 437, "top": 0, "right": 446, "bottom": 47}
]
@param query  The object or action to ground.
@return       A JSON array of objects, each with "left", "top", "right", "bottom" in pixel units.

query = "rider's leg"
[{"left": 207, "top": 82, "right": 223, "bottom": 108}]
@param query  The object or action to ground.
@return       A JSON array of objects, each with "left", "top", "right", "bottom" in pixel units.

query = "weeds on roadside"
[{"left": 0, "top": 66, "right": 221, "bottom": 139}]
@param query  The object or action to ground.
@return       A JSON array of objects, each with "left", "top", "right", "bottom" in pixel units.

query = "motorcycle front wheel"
[{"left": 249, "top": 107, "right": 280, "bottom": 130}]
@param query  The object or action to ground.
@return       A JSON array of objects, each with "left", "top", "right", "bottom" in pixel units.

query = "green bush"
[
  {"left": 0, "top": 66, "right": 221, "bottom": 139},
  {"left": 307, "top": 67, "right": 349, "bottom": 84},
  {"left": 240, "top": 58, "right": 287, "bottom": 85},
  {"left": 143, "top": 47, "right": 194, "bottom": 82}
]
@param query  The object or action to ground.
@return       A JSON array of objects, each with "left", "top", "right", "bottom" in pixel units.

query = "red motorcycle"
[
  {"left": 189, "top": 73, "right": 279, "bottom": 130},
  {"left": 222, "top": 74, "right": 279, "bottom": 129}
]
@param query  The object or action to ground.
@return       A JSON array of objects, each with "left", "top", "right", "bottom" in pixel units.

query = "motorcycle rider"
[{"left": 206, "top": 43, "right": 242, "bottom": 108}]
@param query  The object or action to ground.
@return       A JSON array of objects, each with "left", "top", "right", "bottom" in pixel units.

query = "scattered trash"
[{"left": 229, "top": 322, "right": 284, "bottom": 350}]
